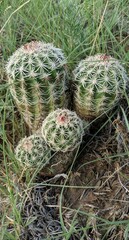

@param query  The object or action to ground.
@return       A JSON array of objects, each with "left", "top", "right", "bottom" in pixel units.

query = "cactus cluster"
[
  {"left": 6, "top": 41, "right": 68, "bottom": 131},
  {"left": 15, "top": 134, "right": 51, "bottom": 168},
  {"left": 42, "top": 109, "right": 85, "bottom": 152},
  {"left": 73, "top": 54, "right": 128, "bottom": 120},
  {"left": 6, "top": 41, "right": 128, "bottom": 175},
  {"left": 15, "top": 109, "right": 84, "bottom": 174}
]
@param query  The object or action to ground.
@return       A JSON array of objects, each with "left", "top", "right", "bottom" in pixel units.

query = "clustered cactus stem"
[
  {"left": 6, "top": 41, "right": 68, "bottom": 132},
  {"left": 15, "top": 133, "right": 77, "bottom": 176},
  {"left": 41, "top": 109, "right": 86, "bottom": 152},
  {"left": 15, "top": 134, "right": 51, "bottom": 168},
  {"left": 73, "top": 54, "right": 128, "bottom": 120}
]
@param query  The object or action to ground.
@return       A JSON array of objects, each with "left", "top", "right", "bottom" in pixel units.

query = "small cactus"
[
  {"left": 15, "top": 134, "right": 51, "bottom": 168},
  {"left": 41, "top": 109, "right": 85, "bottom": 152},
  {"left": 15, "top": 134, "right": 77, "bottom": 176},
  {"left": 73, "top": 54, "right": 128, "bottom": 120},
  {"left": 6, "top": 41, "right": 68, "bottom": 131}
]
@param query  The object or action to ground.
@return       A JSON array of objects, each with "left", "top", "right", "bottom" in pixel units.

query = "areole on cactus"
[
  {"left": 41, "top": 109, "right": 86, "bottom": 152},
  {"left": 6, "top": 41, "right": 68, "bottom": 132},
  {"left": 73, "top": 54, "right": 128, "bottom": 120}
]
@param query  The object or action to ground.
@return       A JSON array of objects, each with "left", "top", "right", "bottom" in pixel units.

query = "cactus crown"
[
  {"left": 15, "top": 134, "right": 51, "bottom": 168},
  {"left": 6, "top": 41, "right": 68, "bottom": 131},
  {"left": 6, "top": 41, "right": 66, "bottom": 77},
  {"left": 73, "top": 54, "right": 128, "bottom": 119},
  {"left": 41, "top": 109, "right": 85, "bottom": 152}
]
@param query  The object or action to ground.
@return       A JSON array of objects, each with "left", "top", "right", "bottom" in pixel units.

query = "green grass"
[
  {"left": 0, "top": 0, "right": 129, "bottom": 239},
  {"left": 0, "top": 0, "right": 129, "bottom": 65}
]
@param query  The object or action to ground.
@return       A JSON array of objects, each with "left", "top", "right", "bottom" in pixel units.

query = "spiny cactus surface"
[
  {"left": 15, "top": 134, "right": 51, "bottom": 168},
  {"left": 6, "top": 41, "right": 68, "bottom": 131},
  {"left": 73, "top": 54, "right": 128, "bottom": 120},
  {"left": 15, "top": 134, "right": 76, "bottom": 175},
  {"left": 42, "top": 109, "right": 85, "bottom": 152}
]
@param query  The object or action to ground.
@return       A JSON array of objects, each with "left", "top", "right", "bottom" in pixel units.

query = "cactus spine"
[
  {"left": 41, "top": 109, "right": 85, "bottom": 152},
  {"left": 6, "top": 41, "right": 68, "bottom": 131},
  {"left": 15, "top": 135, "right": 51, "bottom": 168},
  {"left": 73, "top": 54, "right": 128, "bottom": 120}
]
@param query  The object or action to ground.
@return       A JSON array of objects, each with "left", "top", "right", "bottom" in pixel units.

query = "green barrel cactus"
[
  {"left": 15, "top": 134, "right": 51, "bottom": 168},
  {"left": 41, "top": 109, "right": 85, "bottom": 152},
  {"left": 73, "top": 54, "right": 128, "bottom": 120},
  {"left": 15, "top": 134, "right": 76, "bottom": 176},
  {"left": 6, "top": 41, "right": 68, "bottom": 131}
]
